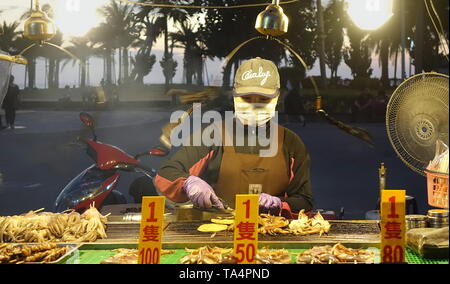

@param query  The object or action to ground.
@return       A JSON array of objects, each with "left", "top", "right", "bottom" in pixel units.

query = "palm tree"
[
  {"left": 39, "top": 4, "right": 64, "bottom": 89},
  {"left": 130, "top": 49, "right": 156, "bottom": 84},
  {"left": 41, "top": 30, "right": 64, "bottom": 88},
  {"left": 87, "top": 23, "right": 117, "bottom": 84},
  {"left": 62, "top": 37, "right": 97, "bottom": 87},
  {"left": 343, "top": 18, "right": 374, "bottom": 80},
  {"left": 368, "top": 0, "right": 409, "bottom": 88},
  {"left": 136, "top": 0, "right": 189, "bottom": 89},
  {"left": 323, "top": 0, "right": 345, "bottom": 84},
  {"left": 0, "top": 21, "right": 21, "bottom": 54},
  {"left": 170, "top": 21, "right": 205, "bottom": 85},
  {"left": 97, "top": 0, "right": 139, "bottom": 84},
  {"left": 0, "top": 20, "right": 41, "bottom": 89}
]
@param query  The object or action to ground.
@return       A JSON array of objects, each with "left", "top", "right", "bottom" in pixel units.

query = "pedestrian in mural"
[{"left": 1, "top": 75, "right": 20, "bottom": 130}]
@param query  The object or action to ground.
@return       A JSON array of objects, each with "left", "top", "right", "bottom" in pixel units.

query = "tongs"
[{"left": 194, "top": 198, "right": 234, "bottom": 215}]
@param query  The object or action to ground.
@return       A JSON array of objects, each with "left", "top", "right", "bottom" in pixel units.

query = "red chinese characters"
[
  {"left": 380, "top": 190, "right": 406, "bottom": 263},
  {"left": 384, "top": 221, "right": 402, "bottom": 239},
  {"left": 138, "top": 197, "right": 165, "bottom": 264},
  {"left": 142, "top": 225, "right": 160, "bottom": 242},
  {"left": 236, "top": 221, "right": 256, "bottom": 240}
]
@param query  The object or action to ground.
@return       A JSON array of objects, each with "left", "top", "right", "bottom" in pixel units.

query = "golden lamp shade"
[
  {"left": 23, "top": 8, "right": 57, "bottom": 42},
  {"left": 255, "top": 3, "right": 289, "bottom": 37}
]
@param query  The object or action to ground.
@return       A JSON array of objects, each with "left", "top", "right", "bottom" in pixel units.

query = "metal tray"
[
  {"left": 74, "top": 242, "right": 381, "bottom": 264},
  {"left": 1, "top": 243, "right": 80, "bottom": 264}
]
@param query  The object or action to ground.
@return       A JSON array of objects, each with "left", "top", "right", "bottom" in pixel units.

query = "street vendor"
[{"left": 155, "top": 57, "right": 313, "bottom": 218}]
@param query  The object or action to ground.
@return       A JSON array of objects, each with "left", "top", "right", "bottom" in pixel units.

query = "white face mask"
[{"left": 234, "top": 97, "right": 278, "bottom": 126}]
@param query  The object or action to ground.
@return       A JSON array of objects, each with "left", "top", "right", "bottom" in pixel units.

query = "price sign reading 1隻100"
[
  {"left": 380, "top": 190, "right": 406, "bottom": 263},
  {"left": 138, "top": 196, "right": 165, "bottom": 264},
  {"left": 233, "top": 194, "right": 259, "bottom": 264}
]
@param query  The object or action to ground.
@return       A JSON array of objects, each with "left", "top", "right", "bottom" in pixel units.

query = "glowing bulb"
[
  {"left": 53, "top": 0, "right": 107, "bottom": 37},
  {"left": 346, "top": 0, "right": 394, "bottom": 30}
]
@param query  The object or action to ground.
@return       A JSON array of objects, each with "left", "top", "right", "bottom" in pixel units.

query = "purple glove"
[
  {"left": 183, "top": 176, "right": 224, "bottom": 209},
  {"left": 259, "top": 193, "right": 282, "bottom": 214}
]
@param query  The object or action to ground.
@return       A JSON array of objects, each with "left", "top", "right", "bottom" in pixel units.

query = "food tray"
[
  {"left": 1, "top": 243, "right": 80, "bottom": 264},
  {"left": 74, "top": 243, "right": 188, "bottom": 264},
  {"left": 70, "top": 243, "right": 381, "bottom": 264},
  {"left": 71, "top": 244, "right": 450, "bottom": 264}
]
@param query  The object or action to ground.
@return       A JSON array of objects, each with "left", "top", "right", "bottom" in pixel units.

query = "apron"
[{"left": 214, "top": 124, "right": 290, "bottom": 208}]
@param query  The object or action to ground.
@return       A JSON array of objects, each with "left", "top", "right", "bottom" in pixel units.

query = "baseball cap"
[{"left": 233, "top": 57, "right": 280, "bottom": 98}]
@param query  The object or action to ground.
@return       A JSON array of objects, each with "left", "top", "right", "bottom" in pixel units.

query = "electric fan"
[{"left": 386, "top": 72, "right": 448, "bottom": 208}]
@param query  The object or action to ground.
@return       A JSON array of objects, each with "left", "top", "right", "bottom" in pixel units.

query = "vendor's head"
[{"left": 233, "top": 57, "right": 280, "bottom": 126}]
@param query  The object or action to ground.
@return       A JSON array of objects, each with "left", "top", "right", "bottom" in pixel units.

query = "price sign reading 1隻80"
[
  {"left": 380, "top": 190, "right": 406, "bottom": 263},
  {"left": 138, "top": 196, "right": 165, "bottom": 264},
  {"left": 233, "top": 194, "right": 259, "bottom": 264}
]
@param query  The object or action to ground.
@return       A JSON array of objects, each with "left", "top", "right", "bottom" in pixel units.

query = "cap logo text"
[{"left": 241, "top": 67, "right": 271, "bottom": 86}]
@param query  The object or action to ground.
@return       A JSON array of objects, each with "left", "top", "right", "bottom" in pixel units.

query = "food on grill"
[
  {"left": 179, "top": 246, "right": 233, "bottom": 264},
  {"left": 210, "top": 218, "right": 235, "bottom": 225},
  {"left": 0, "top": 204, "right": 109, "bottom": 243},
  {"left": 289, "top": 210, "right": 331, "bottom": 236},
  {"left": 101, "top": 249, "right": 138, "bottom": 264},
  {"left": 296, "top": 243, "right": 375, "bottom": 264},
  {"left": 258, "top": 214, "right": 291, "bottom": 235},
  {"left": 100, "top": 248, "right": 175, "bottom": 264},
  {"left": 256, "top": 248, "right": 291, "bottom": 264},
  {"left": 198, "top": 211, "right": 331, "bottom": 237},
  {"left": 179, "top": 247, "right": 292, "bottom": 264},
  {"left": 197, "top": 223, "right": 229, "bottom": 233},
  {"left": 0, "top": 243, "right": 70, "bottom": 264}
]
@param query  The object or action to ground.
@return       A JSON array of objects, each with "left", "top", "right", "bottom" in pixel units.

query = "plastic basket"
[{"left": 425, "top": 170, "right": 449, "bottom": 209}]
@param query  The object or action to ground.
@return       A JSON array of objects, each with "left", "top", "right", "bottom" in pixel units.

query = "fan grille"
[{"left": 386, "top": 73, "right": 449, "bottom": 176}]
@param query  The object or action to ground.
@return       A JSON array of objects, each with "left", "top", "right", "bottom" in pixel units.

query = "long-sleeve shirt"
[{"left": 155, "top": 121, "right": 313, "bottom": 215}]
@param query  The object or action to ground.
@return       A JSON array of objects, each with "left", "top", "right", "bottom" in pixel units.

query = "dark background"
[{"left": 0, "top": 110, "right": 430, "bottom": 219}]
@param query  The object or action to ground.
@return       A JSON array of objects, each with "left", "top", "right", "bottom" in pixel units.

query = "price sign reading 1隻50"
[
  {"left": 233, "top": 194, "right": 259, "bottom": 264},
  {"left": 380, "top": 190, "right": 406, "bottom": 263},
  {"left": 138, "top": 196, "right": 165, "bottom": 264}
]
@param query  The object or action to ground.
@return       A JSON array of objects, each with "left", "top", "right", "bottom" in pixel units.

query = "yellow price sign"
[
  {"left": 380, "top": 190, "right": 406, "bottom": 263},
  {"left": 138, "top": 196, "right": 165, "bottom": 264},
  {"left": 233, "top": 194, "right": 259, "bottom": 264}
]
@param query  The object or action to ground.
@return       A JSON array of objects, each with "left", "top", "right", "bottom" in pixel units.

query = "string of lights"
[{"left": 116, "top": 0, "right": 299, "bottom": 9}]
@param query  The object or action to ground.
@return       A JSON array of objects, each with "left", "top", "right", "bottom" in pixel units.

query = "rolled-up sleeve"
[{"left": 155, "top": 145, "right": 215, "bottom": 203}]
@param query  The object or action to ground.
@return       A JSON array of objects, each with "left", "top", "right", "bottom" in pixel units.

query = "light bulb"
[{"left": 346, "top": 0, "right": 394, "bottom": 30}]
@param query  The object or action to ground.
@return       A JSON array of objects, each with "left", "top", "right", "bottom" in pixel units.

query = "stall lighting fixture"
[{"left": 346, "top": 0, "right": 394, "bottom": 30}]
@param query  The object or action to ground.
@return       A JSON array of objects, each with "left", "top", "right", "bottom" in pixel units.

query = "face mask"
[{"left": 234, "top": 97, "right": 278, "bottom": 126}]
